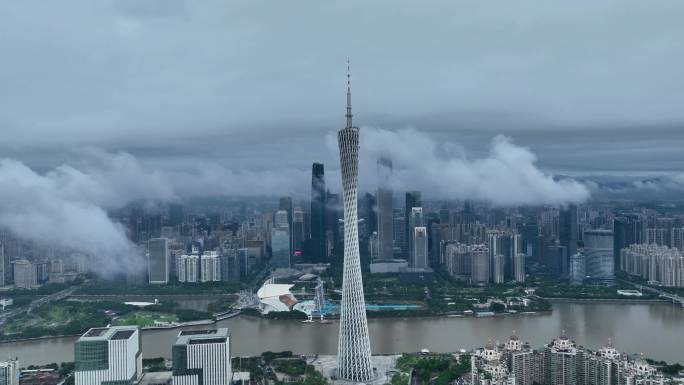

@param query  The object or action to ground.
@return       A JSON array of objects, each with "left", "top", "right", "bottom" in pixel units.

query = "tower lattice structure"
[{"left": 336, "top": 62, "right": 374, "bottom": 382}]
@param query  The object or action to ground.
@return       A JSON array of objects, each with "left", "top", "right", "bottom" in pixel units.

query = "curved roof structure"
[{"left": 257, "top": 283, "right": 297, "bottom": 314}]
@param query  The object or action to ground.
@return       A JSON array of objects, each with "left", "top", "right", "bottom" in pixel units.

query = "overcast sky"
[
  {"left": 1, "top": 0, "right": 683, "bottom": 175},
  {"left": 3, "top": 1, "right": 684, "bottom": 267}
]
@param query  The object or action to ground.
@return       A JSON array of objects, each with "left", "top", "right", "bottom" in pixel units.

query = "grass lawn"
[{"left": 113, "top": 311, "right": 179, "bottom": 327}]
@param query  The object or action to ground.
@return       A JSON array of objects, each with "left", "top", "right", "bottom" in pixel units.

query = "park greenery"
[
  {"left": 358, "top": 268, "right": 551, "bottom": 316},
  {"left": 274, "top": 358, "right": 308, "bottom": 376},
  {"left": 207, "top": 297, "right": 236, "bottom": 313},
  {"left": 0, "top": 300, "right": 133, "bottom": 341},
  {"left": 393, "top": 353, "right": 471, "bottom": 385},
  {"left": 112, "top": 311, "right": 179, "bottom": 327},
  {"left": 0, "top": 299, "right": 213, "bottom": 341},
  {"left": 645, "top": 359, "right": 684, "bottom": 376}
]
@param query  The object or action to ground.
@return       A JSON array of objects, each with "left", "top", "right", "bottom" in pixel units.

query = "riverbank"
[
  {"left": 3, "top": 301, "right": 683, "bottom": 366},
  {"left": 0, "top": 310, "right": 242, "bottom": 344},
  {"left": 538, "top": 297, "right": 671, "bottom": 303}
]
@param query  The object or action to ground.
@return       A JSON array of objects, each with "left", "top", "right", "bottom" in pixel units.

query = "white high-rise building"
[
  {"left": 514, "top": 253, "right": 526, "bottom": 283},
  {"left": 0, "top": 359, "right": 19, "bottom": 385},
  {"left": 201, "top": 252, "right": 221, "bottom": 282},
  {"left": 172, "top": 329, "right": 231, "bottom": 385},
  {"left": 148, "top": 238, "right": 170, "bottom": 284},
  {"left": 409, "top": 207, "right": 424, "bottom": 262},
  {"left": 493, "top": 254, "right": 505, "bottom": 284},
  {"left": 620, "top": 244, "right": 684, "bottom": 287},
  {"left": 570, "top": 252, "right": 586, "bottom": 285},
  {"left": 335, "top": 65, "right": 373, "bottom": 382},
  {"left": 74, "top": 326, "right": 141, "bottom": 385},
  {"left": 177, "top": 254, "right": 187, "bottom": 282},
  {"left": 12, "top": 259, "right": 36, "bottom": 289},
  {"left": 178, "top": 254, "right": 199, "bottom": 283},
  {"left": 471, "top": 245, "right": 491, "bottom": 285}
]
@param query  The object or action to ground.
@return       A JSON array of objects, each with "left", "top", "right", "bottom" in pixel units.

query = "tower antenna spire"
[{"left": 346, "top": 59, "right": 353, "bottom": 128}]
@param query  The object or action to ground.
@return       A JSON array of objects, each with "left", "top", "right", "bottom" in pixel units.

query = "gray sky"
[
  {"left": 1, "top": 0, "right": 683, "bottom": 174},
  {"left": 2, "top": 0, "right": 684, "bottom": 269}
]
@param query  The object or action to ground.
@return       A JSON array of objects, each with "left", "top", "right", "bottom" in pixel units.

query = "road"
[{"left": 0, "top": 284, "right": 81, "bottom": 327}]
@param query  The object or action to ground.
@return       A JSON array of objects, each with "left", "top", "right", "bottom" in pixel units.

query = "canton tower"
[{"left": 336, "top": 63, "right": 373, "bottom": 382}]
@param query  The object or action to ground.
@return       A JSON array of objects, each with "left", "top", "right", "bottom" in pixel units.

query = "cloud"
[
  {"left": 580, "top": 173, "right": 684, "bottom": 201},
  {"left": 1, "top": 0, "right": 684, "bottom": 177},
  {"left": 0, "top": 149, "right": 316, "bottom": 277},
  {"left": 0, "top": 159, "right": 144, "bottom": 275},
  {"left": 348, "top": 127, "right": 591, "bottom": 205}
]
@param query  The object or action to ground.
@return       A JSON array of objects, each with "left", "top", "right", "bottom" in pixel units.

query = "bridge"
[
  {"left": 659, "top": 292, "right": 684, "bottom": 306},
  {"left": 635, "top": 284, "right": 684, "bottom": 307}
]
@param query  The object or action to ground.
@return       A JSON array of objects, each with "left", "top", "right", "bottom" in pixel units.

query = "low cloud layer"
[
  {"left": 0, "top": 149, "right": 311, "bottom": 276},
  {"left": 0, "top": 158, "right": 144, "bottom": 274},
  {"left": 13, "top": 126, "right": 684, "bottom": 276},
  {"left": 331, "top": 127, "right": 591, "bottom": 205}
]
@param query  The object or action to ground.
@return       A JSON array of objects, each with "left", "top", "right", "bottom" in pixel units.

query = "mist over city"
[{"left": 1, "top": 1, "right": 684, "bottom": 385}]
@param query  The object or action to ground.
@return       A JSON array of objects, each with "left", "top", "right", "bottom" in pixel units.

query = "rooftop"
[
  {"left": 175, "top": 328, "right": 230, "bottom": 346},
  {"left": 79, "top": 326, "right": 138, "bottom": 341}
]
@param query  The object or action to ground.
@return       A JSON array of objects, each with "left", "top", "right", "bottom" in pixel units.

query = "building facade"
[
  {"left": 148, "top": 238, "right": 170, "bottom": 284},
  {"left": 0, "top": 359, "right": 19, "bottom": 385},
  {"left": 310, "top": 162, "right": 326, "bottom": 262},
  {"left": 376, "top": 157, "right": 394, "bottom": 261},
  {"left": 584, "top": 230, "right": 615, "bottom": 285},
  {"left": 74, "top": 326, "right": 142, "bottom": 385},
  {"left": 172, "top": 329, "right": 231, "bottom": 385}
]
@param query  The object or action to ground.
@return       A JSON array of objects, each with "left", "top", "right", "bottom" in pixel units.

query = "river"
[{"left": 2, "top": 301, "right": 683, "bottom": 365}]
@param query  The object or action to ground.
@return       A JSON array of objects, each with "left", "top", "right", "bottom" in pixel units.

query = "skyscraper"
[
  {"left": 172, "top": 329, "right": 231, "bottom": 385},
  {"left": 514, "top": 253, "right": 526, "bottom": 283},
  {"left": 12, "top": 259, "right": 36, "bottom": 289},
  {"left": 270, "top": 222, "right": 291, "bottom": 269},
  {"left": 613, "top": 215, "right": 643, "bottom": 271},
  {"left": 543, "top": 333, "right": 581, "bottom": 385},
  {"left": 200, "top": 251, "right": 221, "bottom": 282},
  {"left": 471, "top": 245, "right": 490, "bottom": 285},
  {"left": 559, "top": 204, "right": 578, "bottom": 273},
  {"left": 326, "top": 192, "right": 342, "bottom": 258},
  {"left": 361, "top": 192, "right": 377, "bottom": 239},
  {"left": 377, "top": 158, "right": 394, "bottom": 260},
  {"left": 336, "top": 65, "right": 373, "bottom": 382},
  {"left": 405, "top": 191, "right": 421, "bottom": 258},
  {"left": 279, "top": 196, "right": 294, "bottom": 253},
  {"left": 0, "top": 243, "right": 7, "bottom": 287},
  {"left": 292, "top": 209, "right": 304, "bottom": 256},
  {"left": 74, "top": 326, "right": 142, "bottom": 385},
  {"left": 413, "top": 227, "right": 428, "bottom": 268},
  {"left": 310, "top": 162, "right": 326, "bottom": 262},
  {"left": 148, "top": 238, "right": 170, "bottom": 284},
  {"left": 584, "top": 229, "right": 615, "bottom": 285},
  {"left": 409, "top": 207, "right": 424, "bottom": 263}
]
